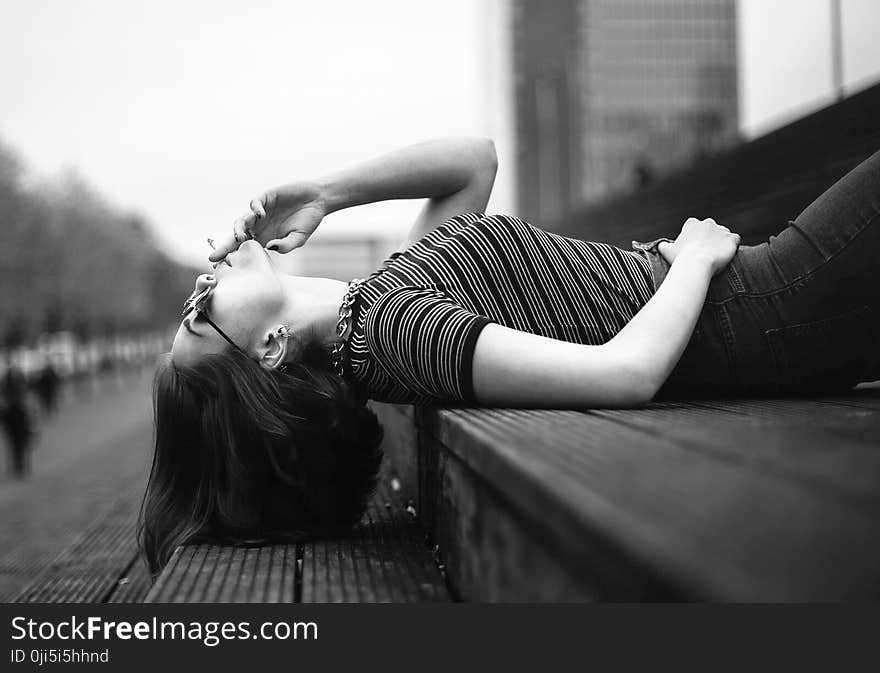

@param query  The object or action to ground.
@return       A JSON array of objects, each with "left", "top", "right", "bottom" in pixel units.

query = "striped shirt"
[{"left": 347, "top": 212, "right": 655, "bottom": 404}]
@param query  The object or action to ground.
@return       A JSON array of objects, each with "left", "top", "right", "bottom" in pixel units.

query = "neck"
[{"left": 279, "top": 275, "right": 351, "bottom": 353}]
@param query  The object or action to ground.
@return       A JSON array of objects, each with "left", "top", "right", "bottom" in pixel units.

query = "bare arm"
[
  {"left": 211, "top": 137, "right": 498, "bottom": 259},
  {"left": 473, "top": 218, "right": 740, "bottom": 408},
  {"left": 319, "top": 136, "right": 498, "bottom": 250},
  {"left": 471, "top": 253, "right": 714, "bottom": 407}
]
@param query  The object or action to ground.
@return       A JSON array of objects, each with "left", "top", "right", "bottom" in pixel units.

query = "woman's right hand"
[
  {"left": 657, "top": 217, "right": 741, "bottom": 276},
  {"left": 208, "top": 180, "right": 328, "bottom": 262}
]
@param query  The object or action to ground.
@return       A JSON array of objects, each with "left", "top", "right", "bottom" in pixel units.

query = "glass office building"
[{"left": 512, "top": 0, "right": 738, "bottom": 225}]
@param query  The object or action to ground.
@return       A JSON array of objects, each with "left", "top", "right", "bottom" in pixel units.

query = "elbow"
[
  {"left": 631, "top": 378, "right": 657, "bottom": 407},
  {"left": 617, "top": 363, "right": 659, "bottom": 408},
  {"left": 482, "top": 137, "right": 498, "bottom": 170},
  {"left": 464, "top": 136, "right": 497, "bottom": 175},
  {"left": 478, "top": 138, "right": 498, "bottom": 191},
  {"left": 612, "top": 375, "right": 655, "bottom": 408},
  {"left": 464, "top": 138, "right": 498, "bottom": 206},
  {"left": 633, "top": 366, "right": 662, "bottom": 406}
]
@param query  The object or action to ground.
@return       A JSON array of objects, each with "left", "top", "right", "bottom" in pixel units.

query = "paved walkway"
[{"left": 0, "top": 368, "right": 154, "bottom": 600}]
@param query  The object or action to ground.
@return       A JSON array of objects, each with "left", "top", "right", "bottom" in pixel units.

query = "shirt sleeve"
[{"left": 363, "top": 286, "right": 493, "bottom": 403}]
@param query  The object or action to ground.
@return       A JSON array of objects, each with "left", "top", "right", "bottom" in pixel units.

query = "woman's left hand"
[{"left": 208, "top": 180, "right": 327, "bottom": 261}]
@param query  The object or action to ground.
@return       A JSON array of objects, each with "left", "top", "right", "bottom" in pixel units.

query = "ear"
[{"left": 258, "top": 325, "right": 294, "bottom": 371}]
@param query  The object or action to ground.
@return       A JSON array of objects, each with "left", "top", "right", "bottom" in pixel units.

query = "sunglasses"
[{"left": 182, "top": 285, "right": 246, "bottom": 354}]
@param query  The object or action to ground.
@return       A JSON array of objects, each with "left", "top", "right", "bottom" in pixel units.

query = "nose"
[
  {"left": 225, "top": 239, "right": 262, "bottom": 268},
  {"left": 235, "top": 239, "right": 261, "bottom": 259}
]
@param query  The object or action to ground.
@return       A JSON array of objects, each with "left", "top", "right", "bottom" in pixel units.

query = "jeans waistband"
[{"left": 631, "top": 237, "right": 675, "bottom": 293}]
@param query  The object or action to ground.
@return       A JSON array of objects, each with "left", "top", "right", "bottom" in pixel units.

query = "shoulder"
[
  {"left": 446, "top": 211, "right": 530, "bottom": 234},
  {"left": 392, "top": 211, "right": 536, "bottom": 255},
  {"left": 452, "top": 212, "right": 539, "bottom": 243},
  {"left": 390, "top": 211, "right": 491, "bottom": 256}
]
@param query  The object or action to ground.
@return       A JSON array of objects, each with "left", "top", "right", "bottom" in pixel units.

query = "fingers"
[
  {"left": 656, "top": 240, "right": 673, "bottom": 259},
  {"left": 705, "top": 218, "right": 732, "bottom": 233},
  {"left": 266, "top": 231, "right": 307, "bottom": 254},
  {"left": 687, "top": 217, "right": 732, "bottom": 234},
  {"left": 207, "top": 211, "right": 258, "bottom": 262},
  {"left": 232, "top": 214, "right": 252, "bottom": 242},
  {"left": 207, "top": 231, "right": 237, "bottom": 262},
  {"left": 250, "top": 196, "right": 266, "bottom": 219}
]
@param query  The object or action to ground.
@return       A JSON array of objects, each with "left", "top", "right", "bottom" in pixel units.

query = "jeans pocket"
[{"left": 765, "top": 304, "right": 877, "bottom": 394}]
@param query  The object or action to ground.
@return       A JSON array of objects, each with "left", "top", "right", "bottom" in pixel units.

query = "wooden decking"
[
  {"left": 12, "top": 495, "right": 151, "bottom": 603},
  {"left": 144, "top": 471, "right": 451, "bottom": 603},
  {"left": 396, "top": 382, "right": 880, "bottom": 601},
  {"left": 12, "top": 462, "right": 450, "bottom": 604}
]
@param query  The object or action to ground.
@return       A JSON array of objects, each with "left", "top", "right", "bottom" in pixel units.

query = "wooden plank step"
[
  {"left": 12, "top": 496, "right": 145, "bottom": 603},
  {"left": 790, "top": 383, "right": 880, "bottom": 412},
  {"left": 146, "top": 468, "right": 450, "bottom": 603},
  {"left": 105, "top": 555, "right": 152, "bottom": 603},
  {"left": 590, "top": 400, "right": 880, "bottom": 507},
  {"left": 685, "top": 395, "right": 880, "bottom": 440},
  {"left": 419, "top": 404, "right": 880, "bottom": 601},
  {"left": 145, "top": 544, "right": 297, "bottom": 603},
  {"left": 301, "top": 476, "right": 449, "bottom": 603}
]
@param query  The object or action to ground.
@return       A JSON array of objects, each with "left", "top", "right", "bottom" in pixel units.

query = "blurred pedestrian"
[
  {"left": 1, "top": 365, "right": 35, "bottom": 478},
  {"left": 35, "top": 362, "right": 61, "bottom": 415},
  {"left": 632, "top": 159, "right": 654, "bottom": 189}
]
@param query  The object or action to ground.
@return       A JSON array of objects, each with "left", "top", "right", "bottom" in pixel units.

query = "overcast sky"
[{"left": 1, "top": 0, "right": 878, "bottom": 266}]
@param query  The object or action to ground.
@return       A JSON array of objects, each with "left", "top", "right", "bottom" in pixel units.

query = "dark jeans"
[{"left": 632, "top": 148, "right": 880, "bottom": 399}]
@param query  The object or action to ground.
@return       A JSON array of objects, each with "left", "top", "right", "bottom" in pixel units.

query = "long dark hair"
[{"left": 138, "top": 343, "right": 383, "bottom": 576}]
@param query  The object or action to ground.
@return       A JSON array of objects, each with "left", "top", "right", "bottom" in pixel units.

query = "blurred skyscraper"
[{"left": 512, "top": 0, "right": 739, "bottom": 226}]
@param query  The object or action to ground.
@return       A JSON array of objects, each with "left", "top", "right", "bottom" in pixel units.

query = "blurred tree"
[{"left": 0, "top": 135, "right": 198, "bottom": 345}]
